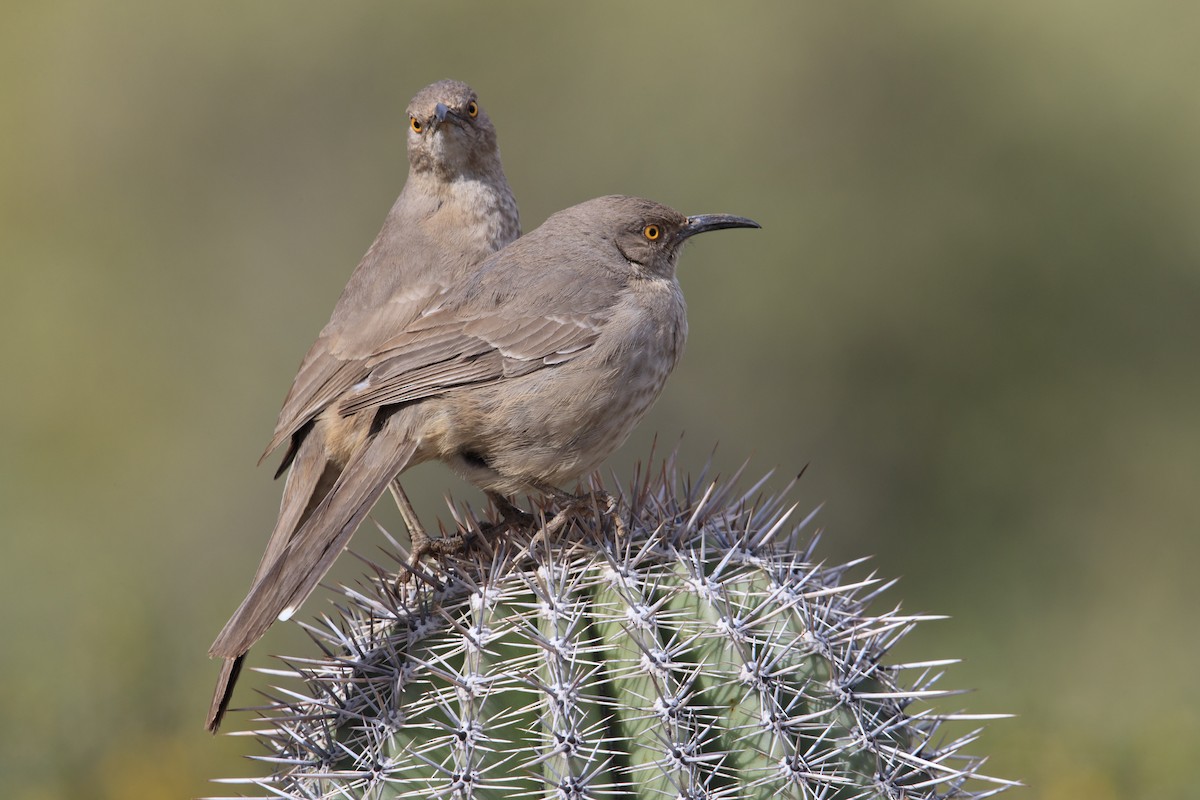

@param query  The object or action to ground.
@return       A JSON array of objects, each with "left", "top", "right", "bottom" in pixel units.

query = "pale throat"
[{"left": 440, "top": 173, "right": 520, "bottom": 248}]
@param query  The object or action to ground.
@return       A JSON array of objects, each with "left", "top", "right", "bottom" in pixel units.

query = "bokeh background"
[{"left": 2, "top": 2, "right": 1197, "bottom": 798}]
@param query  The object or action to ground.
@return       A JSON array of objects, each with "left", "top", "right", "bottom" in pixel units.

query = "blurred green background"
[{"left": 2, "top": 2, "right": 1197, "bottom": 798}]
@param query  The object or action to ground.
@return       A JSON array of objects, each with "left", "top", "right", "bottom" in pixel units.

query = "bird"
[
  {"left": 205, "top": 79, "right": 518, "bottom": 732},
  {"left": 207, "top": 194, "right": 758, "bottom": 731}
]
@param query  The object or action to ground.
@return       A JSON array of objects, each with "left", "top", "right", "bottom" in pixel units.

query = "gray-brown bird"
[
  {"left": 206, "top": 79, "right": 518, "bottom": 732},
  {"left": 207, "top": 195, "right": 757, "bottom": 730}
]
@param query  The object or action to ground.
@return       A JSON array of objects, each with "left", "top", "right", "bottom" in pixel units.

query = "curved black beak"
[
  {"left": 679, "top": 213, "right": 761, "bottom": 242},
  {"left": 433, "top": 102, "right": 465, "bottom": 128}
]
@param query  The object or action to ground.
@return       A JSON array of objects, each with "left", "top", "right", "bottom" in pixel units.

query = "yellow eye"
[
  {"left": 643, "top": 224, "right": 661, "bottom": 241},
  {"left": 467, "top": 101, "right": 479, "bottom": 118},
  {"left": 410, "top": 117, "right": 423, "bottom": 133}
]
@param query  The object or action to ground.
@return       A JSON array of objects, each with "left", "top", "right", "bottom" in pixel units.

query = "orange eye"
[
  {"left": 410, "top": 117, "right": 423, "bottom": 133},
  {"left": 467, "top": 101, "right": 479, "bottom": 118},
  {"left": 643, "top": 224, "right": 661, "bottom": 241}
]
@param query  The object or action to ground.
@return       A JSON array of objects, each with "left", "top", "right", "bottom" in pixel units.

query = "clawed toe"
[
  {"left": 520, "top": 486, "right": 628, "bottom": 549},
  {"left": 397, "top": 486, "right": 628, "bottom": 581},
  {"left": 488, "top": 492, "right": 536, "bottom": 532}
]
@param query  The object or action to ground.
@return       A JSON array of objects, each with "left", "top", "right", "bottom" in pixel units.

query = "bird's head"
[
  {"left": 555, "top": 195, "right": 760, "bottom": 279},
  {"left": 405, "top": 79, "right": 501, "bottom": 178}
]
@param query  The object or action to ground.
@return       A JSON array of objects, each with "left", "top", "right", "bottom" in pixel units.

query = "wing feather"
[
  {"left": 337, "top": 312, "right": 606, "bottom": 416},
  {"left": 261, "top": 282, "right": 452, "bottom": 461}
]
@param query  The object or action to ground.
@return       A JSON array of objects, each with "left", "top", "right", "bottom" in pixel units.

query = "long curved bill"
[{"left": 679, "top": 213, "right": 761, "bottom": 241}]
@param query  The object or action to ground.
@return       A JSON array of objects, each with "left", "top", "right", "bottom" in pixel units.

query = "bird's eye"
[
  {"left": 410, "top": 117, "right": 423, "bottom": 133},
  {"left": 643, "top": 224, "right": 661, "bottom": 241},
  {"left": 467, "top": 101, "right": 479, "bottom": 118}
]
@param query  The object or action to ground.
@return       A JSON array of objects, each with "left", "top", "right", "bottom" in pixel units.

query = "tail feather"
[
  {"left": 205, "top": 431, "right": 333, "bottom": 732},
  {"left": 253, "top": 431, "right": 334, "bottom": 589},
  {"left": 205, "top": 655, "right": 244, "bottom": 733},
  {"left": 209, "top": 425, "right": 419, "bottom": 661}
]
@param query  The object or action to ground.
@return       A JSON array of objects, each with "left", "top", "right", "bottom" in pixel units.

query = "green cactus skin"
[{"left": 212, "top": 463, "right": 1015, "bottom": 800}]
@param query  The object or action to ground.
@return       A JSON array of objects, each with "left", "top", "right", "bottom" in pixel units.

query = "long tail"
[
  {"left": 206, "top": 423, "right": 418, "bottom": 731},
  {"left": 206, "top": 430, "right": 334, "bottom": 732}
]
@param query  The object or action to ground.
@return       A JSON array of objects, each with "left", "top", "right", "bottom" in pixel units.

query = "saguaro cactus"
[{"left": 213, "top": 462, "right": 1014, "bottom": 799}]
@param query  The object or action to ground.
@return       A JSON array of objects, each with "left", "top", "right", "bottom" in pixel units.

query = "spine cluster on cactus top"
[{"left": 212, "top": 461, "right": 1014, "bottom": 800}]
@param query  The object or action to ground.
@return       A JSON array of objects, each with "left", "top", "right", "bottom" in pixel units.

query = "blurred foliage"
[{"left": 1, "top": 2, "right": 1196, "bottom": 798}]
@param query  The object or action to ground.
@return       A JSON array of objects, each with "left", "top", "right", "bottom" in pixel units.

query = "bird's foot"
[
  {"left": 400, "top": 493, "right": 533, "bottom": 581},
  {"left": 397, "top": 486, "right": 628, "bottom": 580},
  {"left": 409, "top": 525, "right": 470, "bottom": 561},
  {"left": 594, "top": 490, "right": 629, "bottom": 540},
  {"left": 525, "top": 486, "right": 628, "bottom": 550},
  {"left": 389, "top": 481, "right": 431, "bottom": 566},
  {"left": 487, "top": 492, "right": 537, "bottom": 534},
  {"left": 400, "top": 524, "right": 494, "bottom": 585}
]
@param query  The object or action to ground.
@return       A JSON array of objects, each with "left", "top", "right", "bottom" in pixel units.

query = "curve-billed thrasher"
[
  {"left": 207, "top": 195, "right": 757, "bottom": 730},
  {"left": 206, "top": 79, "right": 518, "bottom": 732}
]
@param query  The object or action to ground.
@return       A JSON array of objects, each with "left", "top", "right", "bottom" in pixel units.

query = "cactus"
[{"left": 212, "top": 459, "right": 1015, "bottom": 799}]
